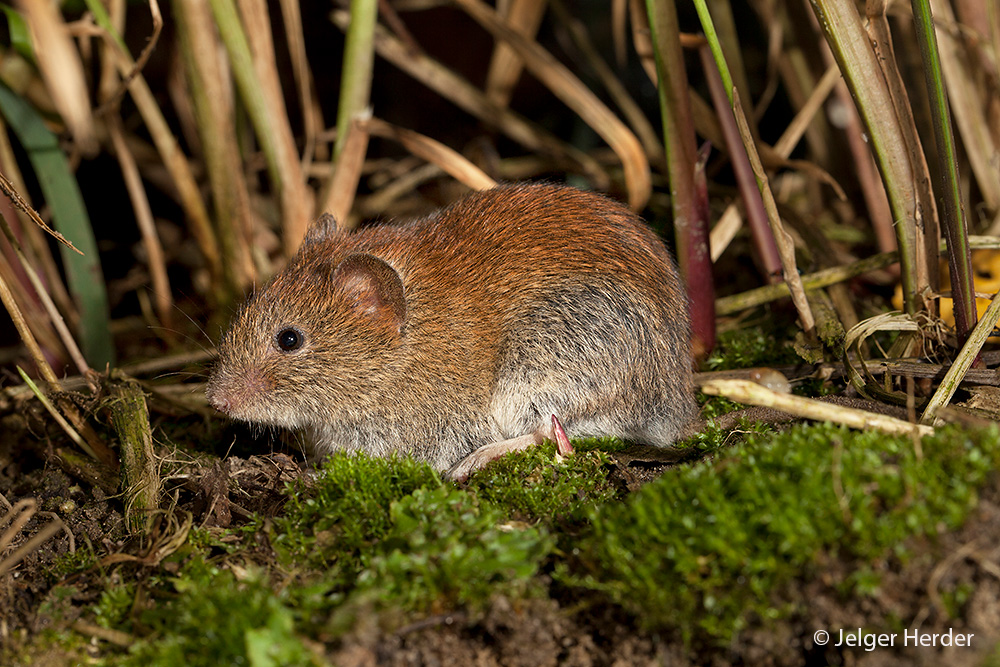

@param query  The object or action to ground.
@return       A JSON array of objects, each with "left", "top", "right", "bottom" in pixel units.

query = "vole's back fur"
[{"left": 207, "top": 183, "right": 697, "bottom": 472}]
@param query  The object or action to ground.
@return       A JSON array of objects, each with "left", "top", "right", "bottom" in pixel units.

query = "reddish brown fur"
[{"left": 206, "top": 183, "right": 697, "bottom": 472}]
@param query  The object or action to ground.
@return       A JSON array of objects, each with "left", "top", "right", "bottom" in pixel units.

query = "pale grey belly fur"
[{"left": 489, "top": 280, "right": 696, "bottom": 448}]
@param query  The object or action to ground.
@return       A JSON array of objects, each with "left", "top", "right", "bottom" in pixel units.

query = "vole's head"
[{"left": 206, "top": 228, "right": 406, "bottom": 431}]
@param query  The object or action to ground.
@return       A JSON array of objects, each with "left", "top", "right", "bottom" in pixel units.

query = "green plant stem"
[
  {"left": 692, "top": 0, "right": 814, "bottom": 337},
  {"left": 109, "top": 378, "right": 160, "bottom": 534},
  {"left": 911, "top": 0, "right": 976, "bottom": 347},
  {"left": 717, "top": 236, "right": 1000, "bottom": 315},
  {"left": 334, "top": 0, "right": 378, "bottom": 161},
  {"left": 207, "top": 0, "right": 283, "bottom": 209}
]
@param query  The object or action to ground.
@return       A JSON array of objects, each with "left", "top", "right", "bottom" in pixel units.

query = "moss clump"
[
  {"left": 677, "top": 410, "right": 776, "bottom": 456},
  {"left": 335, "top": 486, "right": 553, "bottom": 624},
  {"left": 566, "top": 423, "right": 1000, "bottom": 644},
  {"left": 94, "top": 582, "right": 135, "bottom": 630},
  {"left": 124, "top": 556, "right": 318, "bottom": 667},
  {"left": 271, "top": 452, "right": 441, "bottom": 573},
  {"left": 463, "top": 440, "right": 620, "bottom": 521},
  {"left": 705, "top": 326, "right": 800, "bottom": 370},
  {"left": 40, "top": 423, "right": 1000, "bottom": 663},
  {"left": 46, "top": 545, "right": 98, "bottom": 580},
  {"left": 269, "top": 452, "right": 554, "bottom": 633}
]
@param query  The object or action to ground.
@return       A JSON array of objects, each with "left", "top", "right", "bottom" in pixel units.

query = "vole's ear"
[
  {"left": 303, "top": 213, "right": 341, "bottom": 245},
  {"left": 333, "top": 254, "right": 406, "bottom": 332}
]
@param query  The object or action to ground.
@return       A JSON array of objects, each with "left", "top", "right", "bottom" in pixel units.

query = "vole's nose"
[
  {"left": 208, "top": 392, "right": 231, "bottom": 413},
  {"left": 204, "top": 381, "right": 230, "bottom": 413},
  {"left": 205, "top": 367, "right": 273, "bottom": 418}
]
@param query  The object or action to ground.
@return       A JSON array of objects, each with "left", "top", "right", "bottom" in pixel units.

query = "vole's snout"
[
  {"left": 206, "top": 388, "right": 232, "bottom": 414},
  {"left": 205, "top": 366, "right": 274, "bottom": 420}
]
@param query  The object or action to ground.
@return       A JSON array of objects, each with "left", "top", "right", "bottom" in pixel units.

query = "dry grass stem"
[
  {"left": 843, "top": 312, "right": 923, "bottom": 395},
  {"left": 236, "top": 0, "right": 313, "bottom": 252},
  {"left": 0, "top": 498, "right": 73, "bottom": 576},
  {"left": 107, "top": 117, "right": 173, "bottom": 331},
  {"left": 0, "top": 170, "right": 82, "bottom": 255},
  {"left": 715, "top": 248, "right": 903, "bottom": 315},
  {"left": 277, "top": 0, "right": 320, "bottom": 170},
  {"left": 359, "top": 162, "right": 445, "bottom": 217},
  {"left": 709, "top": 205, "right": 743, "bottom": 262},
  {"left": 773, "top": 64, "right": 839, "bottom": 159},
  {"left": 612, "top": 0, "right": 628, "bottom": 66},
  {"left": 551, "top": 0, "right": 665, "bottom": 167},
  {"left": 0, "top": 129, "right": 75, "bottom": 319},
  {"left": 731, "top": 88, "right": 815, "bottom": 335},
  {"left": 17, "top": 367, "right": 103, "bottom": 462},
  {"left": 0, "top": 216, "right": 89, "bottom": 375},
  {"left": 484, "top": 0, "right": 548, "bottom": 107},
  {"left": 454, "top": 0, "right": 650, "bottom": 209},
  {"left": 321, "top": 111, "right": 372, "bottom": 228},
  {"left": 921, "top": 289, "right": 1000, "bottom": 425},
  {"left": 700, "top": 378, "right": 934, "bottom": 437},
  {"left": 865, "top": 0, "right": 938, "bottom": 305},
  {"left": 628, "top": 0, "right": 657, "bottom": 83},
  {"left": 841, "top": 89, "right": 897, "bottom": 254},
  {"left": 331, "top": 11, "right": 609, "bottom": 188},
  {"left": 367, "top": 117, "right": 497, "bottom": 191},
  {"left": 16, "top": 0, "right": 98, "bottom": 155},
  {"left": 70, "top": 621, "right": 134, "bottom": 647},
  {"left": 93, "top": 0, "right": 163, "bottom": 115},
  {"left": 101, "top": 21, "right": 221, "bottom": 288},
  {"left": 931, "top": 0, "right": 1000, "bottom": 218},
  {"left": 0, "top": 258, "right": 63, "bottom": 386}
]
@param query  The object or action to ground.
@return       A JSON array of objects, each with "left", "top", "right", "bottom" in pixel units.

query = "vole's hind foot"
[
  {"left": 446, "top": 414, "right": 571, "bottom": 482},
  {"left": 550, "top": 414, "right": 573, "bottom": 455}
]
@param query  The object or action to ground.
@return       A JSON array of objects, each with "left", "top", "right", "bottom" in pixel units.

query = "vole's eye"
[{"left": 276, "top": 328, "right": 304, "bottom": 352}]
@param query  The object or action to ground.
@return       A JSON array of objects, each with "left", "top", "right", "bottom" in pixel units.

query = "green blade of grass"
[
  {"left": 911, "top": 0, "right": 976, "bottom": 347},
  {"left": 690, "top": 0, "right": 816, "bottom": 341},
  {"left": 0, "top": 84, "right": 114, "bottom": 368},
  {"left": 0, "top": 6, "right": 34, "bottom": 62},
  {"left": 333, "top": 0, "right": 377, "bottom": 161}
]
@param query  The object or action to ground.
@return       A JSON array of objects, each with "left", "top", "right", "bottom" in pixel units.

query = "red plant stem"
[
  {"left": 644, "top": 0, "right": 716, "bottom": 356},
  {"left": 699, "top": 45, "right": 783, "bottom": 285}
]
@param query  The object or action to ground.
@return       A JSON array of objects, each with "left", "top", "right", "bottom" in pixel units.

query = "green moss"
[
  {"left": 334, "top": 486, "right": 553, "bottom": 625},
  {"left": 705, "top": 327, "right": 799, "bottom": 371},
  {"left": 124, "top": 556, "right": 318, "bottom": 667},
  {"left": 187, "top": 524, "right": 260, "bottom": 555},
  {"left": 463, "top": 441, "right": 620, "bottom": 521},
  {"left": 46, "top": 545, "right": 98, "bottom": 579},
  {"left": 271, "top": 452, "right": 442, "bottom": 572},
  {"left": 36, "top": 424, "right": 1000, "bottom": 662},
  {"left": 36, "top": 584, "right": 81, "bottom": 624},
  {"left": 94, "top": 583, "right": 135, "bottom": 629},
  {"left": 677, "top": 410, "right": 775, "bottom": 456},
  {"left": 564, "top": 423, "right": 1000, "bottom": 645}
]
